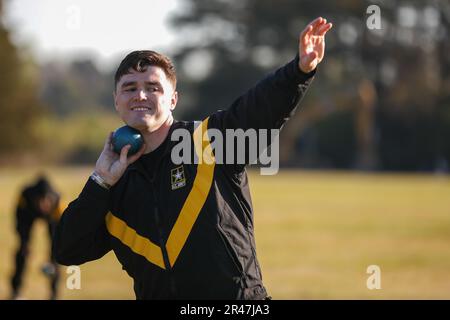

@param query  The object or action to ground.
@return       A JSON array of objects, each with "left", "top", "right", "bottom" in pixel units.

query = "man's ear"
[
  {"left": 170, "top": 91, "right": 178, "bottom": 111},
  {"left": 113, "top": 90, "right": 119, "bottom": 111}
]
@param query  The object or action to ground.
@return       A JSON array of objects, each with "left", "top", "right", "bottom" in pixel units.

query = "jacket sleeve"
[
  {"left": 210, "top": 55, "right": 315, "bottom": 132},
  {"left": 53, "top": 178, "right": 112, "bottom": 266},
  {"left": 206, "top": 55, "right": 315, "bottom": 172}
]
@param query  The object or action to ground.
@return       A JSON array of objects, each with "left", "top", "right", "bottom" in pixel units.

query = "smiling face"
[{"left": 114, "top": 66, "right": 178, "bottom": 132}]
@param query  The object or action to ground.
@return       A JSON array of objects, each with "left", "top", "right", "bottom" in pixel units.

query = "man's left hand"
[{"left": 299, "top": 17, "right": 333, "bottom": 74}]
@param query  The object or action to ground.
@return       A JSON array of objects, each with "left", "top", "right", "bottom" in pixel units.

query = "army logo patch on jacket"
[{"left": 171, "top": 166, "right": 186, "bottom": 190}]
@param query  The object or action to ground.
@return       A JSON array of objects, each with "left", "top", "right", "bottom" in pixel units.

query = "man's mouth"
[{"left": 131, "top": 106, "right": 151, "bottom": 111}]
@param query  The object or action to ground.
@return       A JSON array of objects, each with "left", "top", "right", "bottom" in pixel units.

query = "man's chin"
[
  {"left": 124, "top": 114, "right": 171, "bottom": 133},
  {"left": 127, "top": 121, "right": 159, "bottom": 133}
]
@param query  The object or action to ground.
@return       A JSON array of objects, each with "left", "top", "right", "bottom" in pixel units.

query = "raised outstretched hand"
[{"left": 299, "top": 17, "right": 333, "bottom": 74}]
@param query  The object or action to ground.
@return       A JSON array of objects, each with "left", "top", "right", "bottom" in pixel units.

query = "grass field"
[{"left": 1, "top": 166, "right": 449, "bottom": 299}]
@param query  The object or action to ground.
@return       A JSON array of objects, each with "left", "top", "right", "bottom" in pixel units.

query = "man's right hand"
[{"left": 94, "top": 132, "right": 146, "bottom": 187}]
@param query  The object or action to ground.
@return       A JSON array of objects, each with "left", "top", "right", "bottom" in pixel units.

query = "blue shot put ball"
[{"left": 112, "top": 125, "right": 144, "bottom": 156}]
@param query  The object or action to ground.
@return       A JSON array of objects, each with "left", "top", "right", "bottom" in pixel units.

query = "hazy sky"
[{"left": 5, "top": 0, "right": 180, "bottom": 68}]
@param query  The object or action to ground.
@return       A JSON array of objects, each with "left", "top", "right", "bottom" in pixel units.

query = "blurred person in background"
[{"left": 10, "top": 175, "right": 63, "bottom": 300}]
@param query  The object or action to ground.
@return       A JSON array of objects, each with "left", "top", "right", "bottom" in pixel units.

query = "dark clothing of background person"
[{"left": 11, "top": 176, "right": 62, "bottom": 300}]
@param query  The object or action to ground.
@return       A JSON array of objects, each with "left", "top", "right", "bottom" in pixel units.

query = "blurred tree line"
[
  {"left": 0, "top": 0, "right": 121, "bottom": 164},
  {"left": 0, "top": 0, "right": 449, "bottom": 171},
  {"left": 0, "top": 0, "right": 43, "bottom": 161}
]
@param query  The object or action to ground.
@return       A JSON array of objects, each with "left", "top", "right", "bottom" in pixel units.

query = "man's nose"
[{"left": 136, "top": 89, "right": 147, "bottom": 101}]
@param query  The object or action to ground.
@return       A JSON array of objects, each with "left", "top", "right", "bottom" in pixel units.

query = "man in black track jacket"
[{"left": 54, "top": 17, "right": 332, "bottom": 299}]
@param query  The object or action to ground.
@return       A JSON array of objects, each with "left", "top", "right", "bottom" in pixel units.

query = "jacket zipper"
[{"left": 150, "top": 182, "right": 177, "bottom": 298}]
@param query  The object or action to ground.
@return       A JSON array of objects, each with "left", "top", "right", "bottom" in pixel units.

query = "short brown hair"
[{"left": 114, "top": 50, "right": 177, "bottom": 90}]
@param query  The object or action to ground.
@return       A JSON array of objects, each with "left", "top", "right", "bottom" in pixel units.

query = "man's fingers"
[
  {"left": 119, "top": 145, "right": 131, "bottom": 164},
  {"left": 301, "top": 17, "right": 322, "bottom": 39},
  {"left": 308, "top": 17, "right": 323, "bottom": 30},
  {"left": 300, "top": 25, "right": 312, "bottom": 46},
  {"left": 300, "top": 18, "right": 330, "bottom": 48},
  {"left": 309, "top": 17, "right": 325, "bottom": 33},
  {"left": 103, "top": 132, "right": 114, "bottom": 152},
  {"left": 317, "top": 22, "right": 333, "bottom": 36}
]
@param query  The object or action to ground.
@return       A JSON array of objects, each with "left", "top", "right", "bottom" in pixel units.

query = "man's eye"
[{"left": 125, "top": 88, "right": 136, "bottom": 92}]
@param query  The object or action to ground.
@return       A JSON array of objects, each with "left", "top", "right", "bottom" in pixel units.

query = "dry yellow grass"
[{"left": 1, "top": 166, "right": 449, "bottom": 299}]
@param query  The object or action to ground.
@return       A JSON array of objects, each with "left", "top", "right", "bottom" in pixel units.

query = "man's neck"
[{"left": 141, "top": 116, "right": 174, "bottom": 154}]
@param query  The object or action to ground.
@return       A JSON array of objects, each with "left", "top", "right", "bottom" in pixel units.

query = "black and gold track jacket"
[{"left": 54, "top": 56, "right": 315, "bottom": 299}]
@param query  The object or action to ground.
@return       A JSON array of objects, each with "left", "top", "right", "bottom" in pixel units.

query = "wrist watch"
[{"left": 90, "top": 171, "right": 111, "bottom": 190}]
